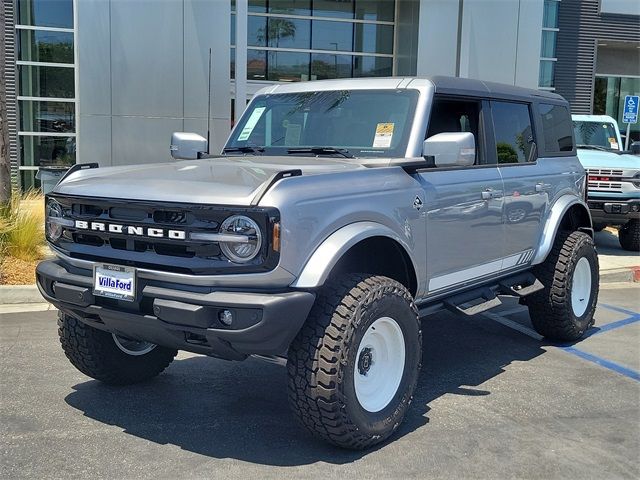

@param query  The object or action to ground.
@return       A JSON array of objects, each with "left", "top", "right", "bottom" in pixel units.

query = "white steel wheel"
[
  {"left": 112, "top": 333, "right": 157, "bottom": 356},
  {"left": 354, "top": 316, "right": 406, "bottom": 413},
  {"left": 571, "top": 257, "right": 592, "bottom": 317}
]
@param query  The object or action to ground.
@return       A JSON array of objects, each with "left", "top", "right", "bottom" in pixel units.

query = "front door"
[{"left": 418, "top": 97, "right": 505, "bottom": 295}]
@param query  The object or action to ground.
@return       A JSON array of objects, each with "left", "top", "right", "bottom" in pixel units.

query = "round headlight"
[
  {"left": 219, "top": 215, "right": 262, "bottom": 263},
  {"left": 632, "top": 172, "right": 640, "bottom": 188},
  {"left": 45, "top": 199, "right": 64, "bottom": 241}
]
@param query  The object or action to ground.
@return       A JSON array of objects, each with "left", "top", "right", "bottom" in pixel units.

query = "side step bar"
[
  {"left": 438, "top": 271, "right": 544, "bottom": 317},
  {"left": 499, "top": 272, "right": 544, "bottom": 298},
  {"left": 444, "top": 287, "right": 503, "bottom": 316}
]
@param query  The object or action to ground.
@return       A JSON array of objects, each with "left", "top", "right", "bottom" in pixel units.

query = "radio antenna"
[{"left": 206, "top": 47, "right": 212, "bottom": 154}]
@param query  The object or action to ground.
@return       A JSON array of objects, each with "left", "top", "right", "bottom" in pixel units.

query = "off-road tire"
[
  {"left": 287, "top": 274, "right": 421, "bottom": 450},
  {"left": 528, "top": 231, "right": 599, "bottom": 341},
  {"left": 618, "top": 219, "right": 640, "bottom": 251},
  {"left": 58, "top": 312, "right": 177, "bottom": 385}
]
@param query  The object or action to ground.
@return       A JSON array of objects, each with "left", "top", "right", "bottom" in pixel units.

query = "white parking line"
[
  {"left": 493, "top": 306, "right": 528, "bottom": 317},
  {"left": 480, "top": 311, "right": 543, "bottom": 340}
]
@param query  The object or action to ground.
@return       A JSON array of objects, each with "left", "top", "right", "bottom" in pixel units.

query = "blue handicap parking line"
[
  {"left": 560, "top": 346, "right": 640, "bottom": 382},
  {"left": 585, "top": 315, "right": 640, "bottom": 339},
  {"left": 599, "top": 303, "right": 640, "bottom": 318},
  {"left": 481, "top": 302, "right": 640, "bottom": 382}
]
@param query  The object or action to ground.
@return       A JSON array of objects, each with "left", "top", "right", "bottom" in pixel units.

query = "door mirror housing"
[
  {"left": 170, "top": 132, "right": 208, "bottom": 160},
  {"left": 422, "top": 132, "right": 475, "bottom": 167}
]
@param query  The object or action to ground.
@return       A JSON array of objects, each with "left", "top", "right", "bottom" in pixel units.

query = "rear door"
[
  {"left": 489, "top": 100, "right": 550, "bottom": 267},
  {"left": 418, "top": 97, "right": 505, "bottom": 295}
]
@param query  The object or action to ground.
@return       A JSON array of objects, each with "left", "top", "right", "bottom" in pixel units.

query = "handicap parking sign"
[{"left": 623, "top": 95, "right": 639, "bottom": 124}]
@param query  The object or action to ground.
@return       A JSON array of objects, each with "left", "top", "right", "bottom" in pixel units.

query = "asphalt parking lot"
[{"left": 1, "top": 282, "right": 638, "bottom": 480}]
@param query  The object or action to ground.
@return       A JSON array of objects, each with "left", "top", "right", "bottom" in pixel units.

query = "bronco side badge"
[{"left": 413, "top": 195, "right": 423, "bottom": 210}]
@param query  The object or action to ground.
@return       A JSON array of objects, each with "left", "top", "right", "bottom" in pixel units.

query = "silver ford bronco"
[{"left": 37, "top": 76, "right": 599, "bottom": 449}]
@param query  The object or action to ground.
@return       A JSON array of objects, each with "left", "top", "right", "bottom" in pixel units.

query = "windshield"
[
  {"left": 225, "top": 89, "right": 419, "bottom": 158},
  {"left": 573, "top": 121, "right": 620, "bottom": 150}
]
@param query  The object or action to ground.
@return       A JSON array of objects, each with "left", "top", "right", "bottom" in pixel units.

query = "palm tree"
[{"left": 257, "top": 18, "right": 296, "bottom": 47}]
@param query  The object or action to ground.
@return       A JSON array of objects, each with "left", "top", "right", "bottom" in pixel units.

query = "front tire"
[
  {"left": 528, "top": 231, "right": 599, "bottom": 341},
  {"left": 58, "top": 312, "right": 177, "bottom": 385},
  {"left": 287, "top": 274, "right": 421, "bottom": 449},
  {"left": 619, "top": 219, "right": 640, "bottom": 251}
]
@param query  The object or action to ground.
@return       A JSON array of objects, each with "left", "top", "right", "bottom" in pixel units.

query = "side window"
[
  {"left": 427, "top": 98, "right": 483, "bottom": 164},
  {"left": 491, "top": 101, "right": 535, "bottom": 164},
  {"left": 539, "top": 103, "right": 574, "bottom": 153}
]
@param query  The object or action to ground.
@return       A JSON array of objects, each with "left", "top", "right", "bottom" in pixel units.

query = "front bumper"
[
  {"left": 36, "top": 260, "right": 315, "bottom": 360},
  {"left": 588, "top": 198, "right": 640, "bottom": 225}
]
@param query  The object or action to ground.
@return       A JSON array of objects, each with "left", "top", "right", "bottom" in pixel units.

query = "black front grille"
[
  {"left": 48, "top": 194, "right": 280, "bottom": 275},
  {"left": 153, "top": 210, "right": 190, "bottom": 225}
]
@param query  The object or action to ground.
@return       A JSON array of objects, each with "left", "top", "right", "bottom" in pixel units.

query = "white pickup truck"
[{"left": 573, "top": 114, "right": 640, "bottom": 251}]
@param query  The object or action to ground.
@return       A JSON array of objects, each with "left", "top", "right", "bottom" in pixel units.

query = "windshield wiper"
[
  {"left": 576, "top": 144, "right": 619, "bottom": 153},
  {"left": 287, "top": 147, "right": 354, "bottom": 158},
  {"left": 223, "top": 146, "right": 265, "bottom": 155}
]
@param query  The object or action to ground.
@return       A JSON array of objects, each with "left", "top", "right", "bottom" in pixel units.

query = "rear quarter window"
[{"left": 539, "top": 103, "right": 574, "bottom": 154}]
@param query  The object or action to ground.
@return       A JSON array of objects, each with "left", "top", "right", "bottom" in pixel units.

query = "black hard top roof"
[{"left": 427, "top": 75, "right": 565, "bottom": 103}]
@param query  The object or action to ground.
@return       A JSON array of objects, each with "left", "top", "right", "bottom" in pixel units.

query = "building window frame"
[
  {"left": 15, "top": 0, "right": 78, "bottom": 190},
  {"left": 539, "top": 0, "right": 560, "bottom": 91},
  {"left": 231, "top": 0, "right": 396, "bottom": 86}
]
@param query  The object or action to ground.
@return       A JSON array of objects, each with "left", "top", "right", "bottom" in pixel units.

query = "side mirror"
[
  {"left": 422, "top": 132, "right": 475, "bottom": 167},
  {"left": 170, "top": 132, "right": 208, "bottom": 160}
]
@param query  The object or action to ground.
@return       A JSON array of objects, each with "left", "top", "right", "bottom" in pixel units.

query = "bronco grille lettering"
[{"left": 74, "top": 220, "right": 186, "bottom": 240}]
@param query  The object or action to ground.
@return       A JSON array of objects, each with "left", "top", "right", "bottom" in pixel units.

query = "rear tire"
[
  {"left": 58, "top": 312, "right": 177, "bottom": 385},
  {"left": 619, "top": 219, "right": 640, "bottom": 251},
  {"left": 528, "top": 231, "right": 599, "bottom": 341},
  {"left": 287, "top": 274, "right": 421, "bottom": 449}
]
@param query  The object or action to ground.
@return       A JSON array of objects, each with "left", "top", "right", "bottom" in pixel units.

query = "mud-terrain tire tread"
[
  {"left": 618, "top": 219, "right": 640, "bottom": 251},
  {"left": 58, "top": 312, "right": 177, "bottom": 385},
  {"left": 528, "top": 230, "right": 599, "bottom": 341},
  {"left": 287, "top": 273, "right": 421, "bottom": 450}
]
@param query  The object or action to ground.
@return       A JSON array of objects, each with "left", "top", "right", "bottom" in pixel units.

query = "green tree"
[{"left": 497, "top": 142, "right": 518, "bottom": 164}]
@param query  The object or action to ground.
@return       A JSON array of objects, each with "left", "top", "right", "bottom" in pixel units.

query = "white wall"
[
  {"left": 416, "top": 0, "right": 460, "bottom": 77},
  {"left": 77, "top": 0, "right": 231, "bottom": 167},
  {"left": 417, "top": 0, "right": 543, "bottom": 88}
]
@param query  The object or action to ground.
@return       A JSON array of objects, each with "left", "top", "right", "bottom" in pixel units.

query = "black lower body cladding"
[{"left": 36, "top": 259, "right": 316, "bottom": 360}]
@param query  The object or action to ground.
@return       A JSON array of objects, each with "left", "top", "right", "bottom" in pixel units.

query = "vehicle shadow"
[
  {"left": 594, "top": 229, "right": 627, "bottom": 256},
  {"left": 64, "top": 311, "right": 546, "bottom": 466}
]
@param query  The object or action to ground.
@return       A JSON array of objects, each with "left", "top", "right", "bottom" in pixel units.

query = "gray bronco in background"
[{"left": 37, "top": 76, "right": 599, "bottom": 449}]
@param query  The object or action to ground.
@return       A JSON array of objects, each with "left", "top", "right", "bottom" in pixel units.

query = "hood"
[
  {"left": 576, "top": 149, "right": 640, "bottom": 170},
  {"left": 54, "top": 156, "right": 363, "bottom": 205}
]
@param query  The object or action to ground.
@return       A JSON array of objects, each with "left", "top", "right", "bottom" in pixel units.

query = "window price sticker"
[
  {"left": 238, "top": 106, "right": 266, "bottom": 141},
  {"left": 373, "top": 122, "right": 394, "bottom": 148}
]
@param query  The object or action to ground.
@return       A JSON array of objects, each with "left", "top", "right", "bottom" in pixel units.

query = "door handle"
[
  {"left": 535, "top": 182, "right": 550, "bottom": 193},
  {"left": 481, "top": 189, "right": 495, "bottom": 200}
]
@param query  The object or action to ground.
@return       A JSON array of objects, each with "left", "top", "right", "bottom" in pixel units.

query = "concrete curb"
[
  {"left": 0, "top": 285, "right": 43, "bottom": 304},
  {"left": 1, "top": 265, "right": 638, "bottom": 306},
  {"left": 599, "top": 266, "right": 640, "bottom": 284}
]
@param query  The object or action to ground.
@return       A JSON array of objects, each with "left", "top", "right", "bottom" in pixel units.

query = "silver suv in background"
[
  {"left": 37, "top": 77, "right": 598, "bottom": 449},
  {"left": 573, "top": 114, "right": 640, "bottom": 250}
]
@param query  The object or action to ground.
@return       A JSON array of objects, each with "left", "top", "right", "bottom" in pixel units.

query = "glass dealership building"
[{"left": 2, "top": 0, "right": 639, "bottom": 190}]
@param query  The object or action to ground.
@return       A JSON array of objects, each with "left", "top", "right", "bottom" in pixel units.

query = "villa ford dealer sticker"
[{"left": 93, "top": 264, "right": 136, "bottom": 301}]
